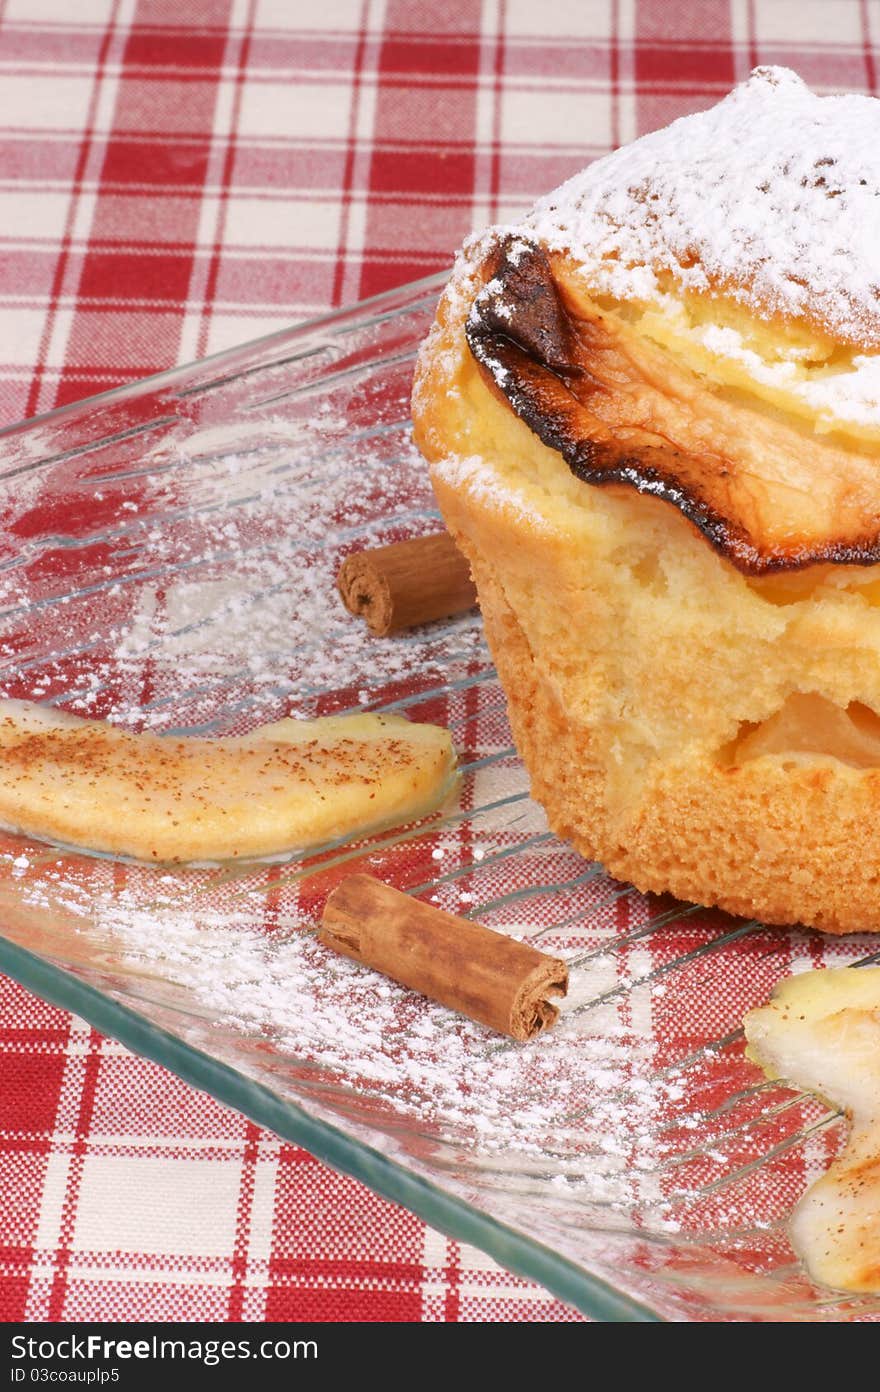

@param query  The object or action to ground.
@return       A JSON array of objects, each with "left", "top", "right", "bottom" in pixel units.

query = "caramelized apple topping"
[{"left": 465, "top": 233, "right": 880, "bottom": 575}]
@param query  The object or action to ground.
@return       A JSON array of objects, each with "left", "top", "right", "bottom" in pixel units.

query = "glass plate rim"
[
  {"left": 0, "top": 270, "right": 450, "bottom": 452},
  {"left": 0, "top": 271, "right": 664, "bottom": 1324},
  {"left": 0, "top": 937, "right": 661, "bottom": 1323}
]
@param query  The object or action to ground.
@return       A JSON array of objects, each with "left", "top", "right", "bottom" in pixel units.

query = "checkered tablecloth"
[{"left": 1, "top": 0, "right": 878, "bottom": 1325}]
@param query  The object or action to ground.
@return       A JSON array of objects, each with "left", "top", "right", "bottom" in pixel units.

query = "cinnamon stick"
[
  {"left": 319, "top": 873, "right": 568, "bottom": 1041},
  {"left": 336, "top": 532, "right": 477, "bottom": 636}
]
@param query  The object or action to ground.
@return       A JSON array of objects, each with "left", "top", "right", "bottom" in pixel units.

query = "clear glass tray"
[{"left": 0, "top": 275, "right": 877, "bottom": 1324}]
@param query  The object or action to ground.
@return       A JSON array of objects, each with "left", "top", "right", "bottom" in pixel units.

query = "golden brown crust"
[
  {"left": 460, "top": 528, "right": 880, "bottom": 936},
  {"left": 465, "top": 233, "right": 880, "bottom": 574}
]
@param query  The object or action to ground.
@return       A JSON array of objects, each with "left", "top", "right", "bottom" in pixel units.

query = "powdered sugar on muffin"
[{"left": 525, "top": 67, "right": 880, "bottom": 349}]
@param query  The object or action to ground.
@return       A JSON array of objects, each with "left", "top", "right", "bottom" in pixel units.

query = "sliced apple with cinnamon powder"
[{"left": 0, "top": 700, "right": 458, "bottom": 863}]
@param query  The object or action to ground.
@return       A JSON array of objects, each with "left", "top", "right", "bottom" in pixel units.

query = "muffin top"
[
  {"left": 524, "top": 66, "right": 880, "bottom": 351},
  {"left": 416, "top": 68, "right": 880, "bottom": 575}
]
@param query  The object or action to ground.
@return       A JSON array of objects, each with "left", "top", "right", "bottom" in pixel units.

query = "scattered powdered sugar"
[
  {"left": 111, "top": 899, "right": 604, "bottom": 1151},
  {"left": 689, "top": 319, "right": 880, "bottom": 429},
  {"left": 525, "top": 67, "right": 880, "bottom": 348},
  {"left": 0, "top": 367, "right": 688, "bottom": 1211},
  {"left": 0, "top": 408, "right": 485, "bottom": 731},
  {"left": 430, "top": 451, "right": 557, "bottom": 531},
  {"left": 21, "top": 866, "right": 686, "bottom": 1218}
]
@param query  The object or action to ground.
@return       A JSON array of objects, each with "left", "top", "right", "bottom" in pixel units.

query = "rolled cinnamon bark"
[
  {"left": 336, "top": 532, "right": 477, "bottom": 636},
  {"left": 319, "top": 873, "right": 568, "bottom": 1040}
]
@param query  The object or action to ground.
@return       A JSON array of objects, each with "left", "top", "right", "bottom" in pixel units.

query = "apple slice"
[
  {"left": 744, "top": 967, "right": 880, "bottom": 1293},
  {"left": 0, "top": 700, "right": 457, "bottom": 863}
]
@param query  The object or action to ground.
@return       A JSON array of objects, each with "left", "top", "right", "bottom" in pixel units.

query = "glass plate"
[{"left": 0, "top": 276, "right": 877, "bottom": 1325}]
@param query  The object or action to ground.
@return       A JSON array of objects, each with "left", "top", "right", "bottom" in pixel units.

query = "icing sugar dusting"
[
  {"left": 525, "top": 67, "right": 880, "bottom": 347},
  {"left": 9, "top": 859, "right": 688, "bottom": 1221}
]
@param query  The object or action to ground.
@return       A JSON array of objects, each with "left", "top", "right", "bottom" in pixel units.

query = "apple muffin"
[{"left": 413, "top": 67, "right": 880, "bottom": 934}]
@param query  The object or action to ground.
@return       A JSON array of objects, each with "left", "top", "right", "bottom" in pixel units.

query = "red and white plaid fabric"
[{"left": 1, "top": 0, "right": 878, "bottom": 1324}]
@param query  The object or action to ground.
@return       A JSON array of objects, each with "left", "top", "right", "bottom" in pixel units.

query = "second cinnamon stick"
[
  {"left": 336, "top": 532, "right": 477, "bottom": 636},
  {"left": 320, "top": 873, "right": 568, "bottom": 1040}
]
